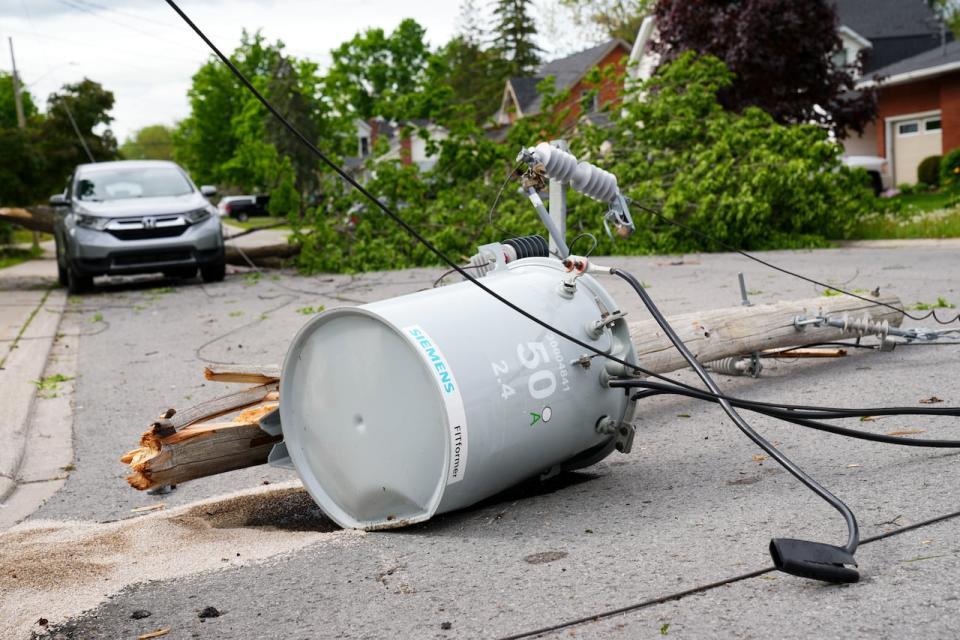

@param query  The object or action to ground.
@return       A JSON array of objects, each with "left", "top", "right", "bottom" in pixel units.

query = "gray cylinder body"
[{"left": 277, "top": 257, "right": 635, "bottom": 530}]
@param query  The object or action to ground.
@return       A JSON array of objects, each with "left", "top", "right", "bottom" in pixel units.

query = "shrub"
[
  {"left": 940, "top": 148, "right": 960, "bottom": 187},
  {"left": 917, "top": 155, "right": 941, "bottom": 186}
]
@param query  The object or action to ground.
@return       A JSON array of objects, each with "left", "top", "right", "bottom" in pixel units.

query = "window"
[
  {"left": 831, "top": 49, "right": 849, "bottom": 68},
  {"left": 359, "top": 136, "right": 370, "bottom": 157},
  {"left": 897, "top": 121, "right": 920, "bottom": 136},
  {"left": 925, "top": 118, "right": 942, "bottom": 132}
]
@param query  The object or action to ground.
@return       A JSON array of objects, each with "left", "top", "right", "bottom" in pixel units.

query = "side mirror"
[
  {"left": 200, "top": 185, "right": 217, "bottom": 197},
  {"left": 49, "top": 193, "right": 69, "bottom": 207}
]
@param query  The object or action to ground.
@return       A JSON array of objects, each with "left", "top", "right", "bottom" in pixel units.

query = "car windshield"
[{"left": 75, "top": 166, "right": 193, "bottom": 201}]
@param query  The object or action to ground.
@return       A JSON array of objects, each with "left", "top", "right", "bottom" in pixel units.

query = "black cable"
[
  {"left": 567, "top": 231, "right": 598, "bottom": 257},
  {"left": 613, "top": 379, "right": 960, "bottom": 419},
  {"left": 496, "top": 505, "right": 960, "bottom": 640},
  {"left": 623, "top": 383, "right": 960, "bottom": 448},
  {"left": 631, "top": 202, "right": 960, "bottom": 326},
  {"left": 611, "top": 268, "right": 859, "bottom": 555}
]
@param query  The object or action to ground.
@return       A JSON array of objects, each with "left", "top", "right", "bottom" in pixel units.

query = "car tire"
[
  {"left": 67, "top": 264, "right": 93, "bottom": 294},
  {"left": 201, "top": 258, "right": 226, "bottom": 283},
  {"left": 55, "top": 240, "right": 68, "bottom": 287},
  {"left": 236, "top": 211, "right": 249, "bottom": 222}
]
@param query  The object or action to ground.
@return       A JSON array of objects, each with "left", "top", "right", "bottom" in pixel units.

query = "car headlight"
[
  {"left": 183, "top": 207, "right": 212, "bottom": 224},
  {"left": 75, "top": 214, "right": 110, "bottom": 231}
]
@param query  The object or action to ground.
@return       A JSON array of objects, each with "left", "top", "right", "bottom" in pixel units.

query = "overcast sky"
[{"left": 1, "top": 0, "right": 593, "bottom": 141}]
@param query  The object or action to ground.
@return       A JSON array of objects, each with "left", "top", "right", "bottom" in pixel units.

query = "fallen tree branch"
[
  {"left": 0, "top": 206, "right": 55, "bottom": 234},
  {"left": 225, "top": 242, "right": 299, "bottom": 268}
]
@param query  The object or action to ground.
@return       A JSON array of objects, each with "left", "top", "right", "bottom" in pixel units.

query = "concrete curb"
[{"left": 0, "top": 288, "right": 66, "bottom": 504}]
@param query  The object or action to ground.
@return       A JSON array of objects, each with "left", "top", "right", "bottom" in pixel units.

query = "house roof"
[
  {"left": 835, "top": 0, "right": 941, "bottom": 40},
  {"left": 861, "top": 39, "right": 960, "bottom": 86},
  {"left": 503, "top": 38, "right": 631, "bottom": 118},
  {"left": 509, "top": 76, "right": 543, "bottom": 115},
  {"left": 540, "top": 39, "right": 631, "bottom": 90}
]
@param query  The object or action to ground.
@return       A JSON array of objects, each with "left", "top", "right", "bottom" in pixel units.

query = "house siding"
[
  {"left": 875, "top": 77, "right": 941, "bottom": 157},
  {"left": 553, "top": 48, "right": 628, "bottom": 129},
  {"left": 939, "top": 70, "right": 960, "bottom": 153}
]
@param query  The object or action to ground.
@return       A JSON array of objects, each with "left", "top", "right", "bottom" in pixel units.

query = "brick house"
[
  {"left": 493, "top": 39, "right": 632, "bottom": 130},
  {"left": 349, "top": 117, "right": 447, "bottom": 174},
  {"left": 854, "top": 43, "right": 960, "bottom": 185}
]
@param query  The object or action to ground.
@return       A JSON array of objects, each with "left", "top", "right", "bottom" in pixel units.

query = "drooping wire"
[
  {"left": 487, "top": 164, "right": 524, "bottom": 238},
  {"left": 567, "top": 231, "right": 599, "bottom": 257},
  {"left": 610, "top": 268, "right": 859, "bottom": 554},
  {"left": 631, "top": 201, "right": 960, "bottom": 326}
]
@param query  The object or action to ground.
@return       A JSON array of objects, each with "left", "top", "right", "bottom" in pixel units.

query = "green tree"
[
  {"left": 173, "top": 31, "right": 341, "bottom": 203},
  {"left": 436, "top": 36, "right": 505, "bottom": 122},
  {"left": 38, "top": 79, "right": 119, "bottom": 194},
  {"left": 0, "top": 72, "right": 39, "bottom": 129},
  {"left": 325, "top": 19, "right": 432, "bottom": 121},
  {"left": 491, "top": 0, "right": 543, "bottom": 76},
  {"left": 120, "top": 124, "right": 174, "bottom": 160},
  {"left": 573, "top": 52, "right": 874, "bottom": 252},
  {"left": 0, "top": 127, "right": 44, "bottom": 206}
]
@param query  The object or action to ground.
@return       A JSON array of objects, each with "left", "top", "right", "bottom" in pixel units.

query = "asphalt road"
[{"left": 19, "top": 242, "right": 960, "bottom": 639}]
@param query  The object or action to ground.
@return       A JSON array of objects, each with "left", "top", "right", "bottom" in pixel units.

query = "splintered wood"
[{"left": 121, "top": 366, "right": 281, "bottom": 491}]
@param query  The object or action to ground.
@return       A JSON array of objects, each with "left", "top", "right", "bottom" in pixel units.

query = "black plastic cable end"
[{"left": 770, "top": 538, "right": 860, "bottom": 584}]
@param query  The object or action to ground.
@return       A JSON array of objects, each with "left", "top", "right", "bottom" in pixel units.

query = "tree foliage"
[
  {"left": 293, "top": 53, "right": 874, "bottom": 273},
  {"left": 172, "top": 31, "right": 342, "bottom": 202},
  {"left": 491, "top": 0, "right": 543, "bottom": 76},
  {"left": 652, "top": 0, "right": 876, "bottom": 138},
  {"left": 120, "top": 124, "right": 174, "bottom": 160},
  {"left": 0, "top": 72, "right": 38, "bottom": 129},
  {"left": 36, "top": 79, "right": 119, "bottom": 195},
  {"left": 557, "top": 0, "right": 652, "bottom": 42},
  {"left": 574, "top": 53, "right": 874, "bottom": 253},
  {"left": 324, "top": 19, "right": 433, "bottom": 121}
]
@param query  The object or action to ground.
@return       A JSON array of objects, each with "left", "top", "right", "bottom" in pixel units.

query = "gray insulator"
[
  {"left": 708, "top": 356, "right": 762, "bottom": 377},
  {"left": 533, "top": 142, "right": 619, "bottom": 203}
]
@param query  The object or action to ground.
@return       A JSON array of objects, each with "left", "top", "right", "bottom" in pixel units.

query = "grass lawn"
[
  {"left": 222, "top": 216, "right": 290, "bottom": 231},
  {"left": 0, "top": 246, "right": 42, "bottom": 270},
  {"left": 11, "top": 228, "right": 54, "bottom": 244},
  {"left": 850, "top": 188, "right": 960, "bottom": 240}
]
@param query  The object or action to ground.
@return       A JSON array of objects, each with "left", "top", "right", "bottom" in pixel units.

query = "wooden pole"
[
  {"left": 121, "top": 294, "right": 905, "bottom": 490},
  {"left": 628, "top": 294, "right": 902, "bottom": 374}
]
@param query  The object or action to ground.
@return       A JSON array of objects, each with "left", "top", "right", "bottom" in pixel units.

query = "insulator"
[
  {"left": 572, "top": 161, "right": 619, "bottom": 202},
  {"left": 531, "top": 142, "right": 619, "bottom": 203},
  {"left": 708, "top": 356, "right": 762, "bottom": 377},
  {"left": 503, "top": 235, "right": 549, "bottom": 260},
  {"left": 836, "top": 314, "right": 890, "bottom": 342},
  {"left": 533, "top": 142, "right": 578, "bottom": 181}
]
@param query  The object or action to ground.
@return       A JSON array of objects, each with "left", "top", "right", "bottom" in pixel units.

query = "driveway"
[{"left": 3, "top": 242, "right": 960, "bottom": 639}]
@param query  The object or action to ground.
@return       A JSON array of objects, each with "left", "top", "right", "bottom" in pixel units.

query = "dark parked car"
[
  {"left": 50, "top": 160, "right": 226, "bottom": 293},
  {"left": 217, "top": 194, "right": 270, "bottom": 221}
]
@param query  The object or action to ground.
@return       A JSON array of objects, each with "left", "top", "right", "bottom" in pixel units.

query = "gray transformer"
[{"left": 269, "top": 255, "right": 637, "bottom": 530}]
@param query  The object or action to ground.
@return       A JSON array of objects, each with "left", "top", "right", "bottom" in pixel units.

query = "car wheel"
[
  {"left": 55, "top": 240, "right": 68, "bottom": 287},
  {"left": 235, "top": 211, "right": 249, "bottom": 222},
  {"left": 200, "top": 258, "right": 226, "bottom": 283},
  {"left": 67, "top": 264, "right": 94, "bottom": 294}
]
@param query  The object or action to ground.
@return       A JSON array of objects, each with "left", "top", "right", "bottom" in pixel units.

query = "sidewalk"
[{"left": 0, "top": 257, "right": 65, "bottom": 503}]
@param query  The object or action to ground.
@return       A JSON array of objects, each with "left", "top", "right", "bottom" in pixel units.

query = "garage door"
[{"left": 893, "top": 115, "right": 942, "bottom": 185}]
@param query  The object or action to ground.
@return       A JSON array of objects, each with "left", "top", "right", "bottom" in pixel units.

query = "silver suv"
[{"left": 50, "top": 160, "right": 226, "bottom": 293}]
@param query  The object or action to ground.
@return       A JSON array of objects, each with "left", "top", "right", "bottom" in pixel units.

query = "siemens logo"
[
  {"left": 408, "top": 327, "right": 455, "bottom": 393},
  {"left": 403, "top": 324, "right": 469, "bottom": 484}
]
